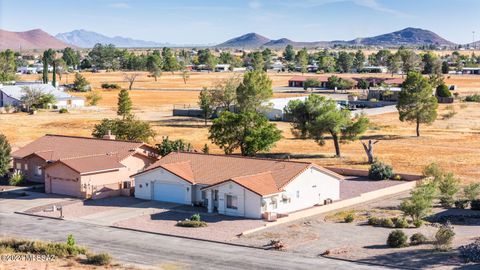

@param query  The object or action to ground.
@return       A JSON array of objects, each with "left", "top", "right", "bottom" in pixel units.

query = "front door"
[{"left": 213, "top": 190, "right": 219, "bottom": 211}]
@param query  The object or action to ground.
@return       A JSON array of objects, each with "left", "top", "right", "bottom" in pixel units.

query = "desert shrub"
[
  {"left": 463, "top": 183, "right": 480, "bottom": 201},
  {"left": 381, "top": 218, "right": 395, "bottom": 228},
  {"left": 465, "top": 94, "right": 480, "bottom": 102},
  {"left": 413, "top": 220, "right": 424, "bottom": 228},
  {"left": 368, "top": 216, "right": 382, "bottom": 226},
  {"left": 66, "top": 234, "right": 75, "bottom": 247},
  {"left": 400, "top": 182, "right": 437, "bottom": 224},
  {"left": 393, "top": 217, "right": 409, "bottom": 228},
  {"left": 436, "top": 84, "right": 452, "bottom": 98},
  {"left": 387, "top": 230, "right": 408, "bottom": 248},
  {"left": 438, "top": 173, "right": 460, "bottom": 208},
  {"left": 0, "top": 238, "right": 87, "bottom": 258},
  {"left": 0, "top": 246, "right": 14, "bottom": 254},
  {"left": 9, "top": 170, "right": 24, "bottom": 186},
  {"left": 454, "top": 199, "right": 469, "bottom": 209},
  {"left": 368, "top": 161, "right": 394, "bottom": 180},
  {"left": 434, "top": 222, "right": 455, "bottom": 251},
  {"left": 86, "top": 253, "right": 112, "bottom": 265},
  {"left": 459, "top": 240, "right": 480, "bottom": 263},
  {"left": 101, "top": 83, "right": 120, "bottom": 90},
  {"left": 393, "top": 174, "right": 402, "bottom": 181},
  {"left": 85, "top": 91, "right": 102, "bottom": 106},
  {"left": 190, "top": 213, "right": 201, "bottom": 222},
  {"left": 176, "top": 220, "right": 207, "bottom": 228},
  {"left": 59, "top": 108, "right": 68, "bottom": 114},
  {"left": 410, "top": 233, "right": 428, "bottom": 246},
  {"left": 344, "top": 213, "right": 354, "bottom": 223},
  {"left": 471, "top": 199, "right": 480, "bottom": 210}
]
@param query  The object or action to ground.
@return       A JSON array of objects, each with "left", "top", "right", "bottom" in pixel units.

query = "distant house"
[
  {"left": 215, "top": 64, "right": 230, "bottom": 72},
  {"left": 367, "top": 87, "right": 402, "bottom": 101},
  {"left": 461, "top": 67, "right": 480, "bottom": 75},
  {"left": 260, "top": 96, "right": 309, "bottom": 121},
  {"left": 358, "top": 66, "right": 388, "bottom": 73},
  {"left": 11, "top": 134, "right": 158, "bottom": 199},
  {"left": 132, "top": 152, "right": 342, "bottom": 219},
  {"left": 0, "top": 83, "right": 84, "bottom": 108},
  {"left": 288, "top": 76, "right": 328, "bottom": 88}
]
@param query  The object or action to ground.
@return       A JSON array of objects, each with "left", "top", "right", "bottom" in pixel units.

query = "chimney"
[{"left": 103, "top": 130, "right": 116, "bottom": 140}]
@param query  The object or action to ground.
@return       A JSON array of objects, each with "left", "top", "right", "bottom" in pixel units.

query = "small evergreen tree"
[
  {"left": 0, "top": 134, "right": 11, "bottom": 177},
  {"left": 117, "top": 89, "right": 132, "bottom": 119}
]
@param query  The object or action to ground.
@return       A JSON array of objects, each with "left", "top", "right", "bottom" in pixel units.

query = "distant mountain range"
[
  {"left": 216, "top": 28, "right": 456, "bottom": 48},
  {"left": 0, "top": 29, "right": 72, "bottom": 50},
  {"left": 0, "top": 27, "right": 463, "bottom": 50},
  {"left": 55, "top": 29, "right": 170, "bottom": 48}
]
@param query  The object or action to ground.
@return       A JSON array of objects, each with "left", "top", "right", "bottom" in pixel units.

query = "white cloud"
[{"left": 108, "top": 2, "right": 130, "bottom": 9}]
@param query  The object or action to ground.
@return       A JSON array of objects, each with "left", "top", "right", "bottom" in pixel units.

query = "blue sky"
[{"left": 1, "top": 0, "right": 479, "bottom": 44}]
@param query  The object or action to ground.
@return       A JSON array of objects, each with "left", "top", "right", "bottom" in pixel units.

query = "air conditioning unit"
[
  {"left": 324, "top": 198, "right": 333, "bottom": 205},
  {"left": 264, "top": 212, "right": 277, "bottom": 222}
]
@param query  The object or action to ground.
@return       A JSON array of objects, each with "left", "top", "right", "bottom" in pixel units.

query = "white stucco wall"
[
  {"left": 134, "top": 168, "right": 193, "bottom": 204},
  {"left": 212, "top": 181, "right": 262, "bottom": 219},
  {"left": 266, "top": 167, "right": 340, "bottom": 214}
]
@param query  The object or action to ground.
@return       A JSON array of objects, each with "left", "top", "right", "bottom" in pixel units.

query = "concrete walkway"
[{"left": 0, "top": 191, "right": 75, "bottom": 213}]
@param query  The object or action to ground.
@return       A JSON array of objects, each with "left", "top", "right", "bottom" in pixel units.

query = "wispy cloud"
[
  {"left": 281, "top": 0, "right": 409, "bottom": 17},
  {"left": 108, "top": 2, "right": 130, "bottom": 9}
]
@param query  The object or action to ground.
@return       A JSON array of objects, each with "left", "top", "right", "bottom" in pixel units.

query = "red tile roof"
[
  {"left": 13, "top": 134, "right": 156, "bottom": 175},
  {"left": 134, "top": 152, "right": 343, "bottom": 196},
  {"left": 289, "top": 76, "right": 329, "bottom": 82}
]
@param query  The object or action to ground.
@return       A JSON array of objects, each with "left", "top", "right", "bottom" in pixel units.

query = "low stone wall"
[{"left": 241, "top": 180, "right": 418, "bottom": 235}]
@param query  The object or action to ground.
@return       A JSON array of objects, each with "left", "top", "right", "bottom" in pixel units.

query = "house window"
[
  {"left": 35, "top": 166, "right": 42, "bottom": 176},
  {"left": 123, "top": 181, "right": 131, "bottom": 189},
  {"left": 226, "top": 195, "right": 238, "bottom": 210},
  {"left": 139, "top": 184, "right": 143, "bottom": 188},
  {"left": 16, "top": 163, "right": 21, "bottom": 170},
  {"left": 296, "top": 190, "right": 300, "bottom": 198},
  {"left": 24, "top": 164, "right": 28, "bottom": 170}
]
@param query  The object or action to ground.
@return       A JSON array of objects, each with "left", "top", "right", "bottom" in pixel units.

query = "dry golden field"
[{"left": 2, "top": 71, "right": 479, "bottom": 183}]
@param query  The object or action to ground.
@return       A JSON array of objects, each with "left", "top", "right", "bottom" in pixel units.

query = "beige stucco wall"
[
  {"left": 45, "top": 162, "right": 81, "bottom": 197},
  {"left": 13, "top": 156, "right": 46, "bottom": 183}
]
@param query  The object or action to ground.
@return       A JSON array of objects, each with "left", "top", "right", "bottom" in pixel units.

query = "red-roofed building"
[
  {"left": 11, "top": 134, "right": 158, "bottom": 198},
  {"left": 132, "top": 152, "right": 342, "bottom": 219},
  {"left": 288, "top": 76, "right": 329, "bottom": 88}
]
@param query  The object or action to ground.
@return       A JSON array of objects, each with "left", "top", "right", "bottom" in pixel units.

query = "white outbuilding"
[{"left": 132, "top": 152, "right": 342, "bottom": 219}]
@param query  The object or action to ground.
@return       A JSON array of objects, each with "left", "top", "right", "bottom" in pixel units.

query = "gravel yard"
[{"left": 114, "top": 210, "right": 264, "bottom": 242}]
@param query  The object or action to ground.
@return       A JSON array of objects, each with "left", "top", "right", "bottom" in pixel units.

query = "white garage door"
[
  {"left": 153, "top": 182, "right": 186, "bottom": 204},
  {"left": 51, "top": 178, "right": 79, "bottom": 197}
]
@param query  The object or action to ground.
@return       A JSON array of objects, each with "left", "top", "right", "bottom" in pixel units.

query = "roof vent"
[{"left": 103, "top": 130, "right": 116, "bottom": 140}]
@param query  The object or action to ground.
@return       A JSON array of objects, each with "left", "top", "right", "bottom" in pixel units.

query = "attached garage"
[
  {"left": 50, "top": 177, "right": 80, "bottom": 197},
  {"left": 153, "top": 182, "right": 187, "bottom": 204}
]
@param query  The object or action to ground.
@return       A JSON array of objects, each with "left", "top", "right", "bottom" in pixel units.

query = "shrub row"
[
  {"left": 0, "top": 239, "right": 87, "bottom": 258},
  {"left": 101, "top": 83, "right": 120, "bottom": 89},
  {"left": 454, "top": 199, "right": 480, "bottom": 210},
  {"left": 367, "top": 217, "right": 410, "bottom": 228},
  {"left": 387, "top": 230, "right": 429, "bottom": 248}
]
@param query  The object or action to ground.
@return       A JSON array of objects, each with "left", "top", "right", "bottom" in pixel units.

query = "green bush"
[
  {"left": 0, "top": 238, "right": 87, "bottom": 258},
  {"left": 454, "top": 199, "right": 469, "bottom": 209},
  {"left": 101, "top": 83, "right": 120, "bottom": 90},
  {"left": 59, "top": 108, "right": 68, "bottom": 114},
  {"left": 471, "top": 199, "right": 480, "bottom": 210},
  {"left": 368, "top": 162, "right": 394, "bottom": 180},
  {"left": 463, "top": 183, "right": 480, "bottom": 201},
  {"left": 387, "top": 230, "right": 408, "bottom": 248},
  {"left": 413, "top": 220, "right": 424, "bottom": 228},
  {"left": 410, "top": 233, "right": 428, "bottom": 246},
  {"left": 368, "top": 216, "right": 382, "bottom": 226},
  {"left": 9, "top": 170, "right": 24, "bottom": 186},
  {"left": 393, "top": 217, "right": 409, "bottom": 228},
  {"left": 436, "top": 84, "right": 452, "bottom": 98},
  {"left": 86, "top": 252, "right": 112, "bottom": 265},
  {"left": 465, "top": 94, "right": 480, "bottom": 102},
  {"left": 434, "top": 223, "right": 455, "bottom": 251},
  {"left": 382, "top": 218, "right": 395, "bottom": 228},
  {"left": 190, "top": 213, "right": 201, "bottom": 222},
  {"left": 344, "top": 213, "right": 355, "bottom": 223},
  {"left": 66, "top": 234, "right": 75, "bottom": 247},
  {"left": 176, "top": 220, "right": 207, "bottom": 228}
]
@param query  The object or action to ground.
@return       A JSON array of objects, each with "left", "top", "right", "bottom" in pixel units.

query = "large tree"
[
  {"left": 209, "top": 111, "right": 281, "bottom": 156},
  {"left": 353, "top": 50, "right": 366, "bottom": 71},
  {"left": 236, "top": 70, "right": 272, "bottom": 112},
  {"left": 397, "top": 71, "right": 438, "bottom": 137},
  {"left": 336, "top": 51, "right": 354, "bottom": 73},
  {"left": 0, "top": 134, "right": 11, "bottom": 177},
  {"left": 210, "top": 76, "right": 240, "bottom": 111},
  {"left": 162, "top": 47, "right": 179, "bottom": 73},
  {"left": 296, "top": 48, "right": 308, "bottom": 74},
  {"left": 117, "top": 89, "right": 132, "bottom": 119},
  {"left": 92, "top": 116, "right": 155, "bottom": 142},
  {"left": 283, "top": 45, "right": 295, "bottom": 62},
  {"left": 20, "top": 86, "right": 56, "bottom": 111},
  {"left": 62, "top": 47, "right": 80, "bottom": 67},
  {"left": 198, "top": 88, "right": 214, "bottom": 126},
  {"left": 284, "top": 95, "right": 369, "bottom": 157},
  {"left": 146, "top": 52, "right": 162, "bottom": 81}
]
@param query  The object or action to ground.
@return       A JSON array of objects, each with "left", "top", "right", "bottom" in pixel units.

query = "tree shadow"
[{"left": 256, "top": 153, "right": 331, "bottom": 159}]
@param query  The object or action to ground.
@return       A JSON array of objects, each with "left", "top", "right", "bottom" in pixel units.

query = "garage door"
[
  {"left": 51, "top": 178, "right": 79, "bottom": 197},
  {"left": 153, "top": 182, "right": 186, "bottom": 204}
]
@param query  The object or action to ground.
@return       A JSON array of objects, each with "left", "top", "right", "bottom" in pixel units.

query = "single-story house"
[
  {"left": 358, "top": 66, "right": 388, "bottom": 73},
  {"left": 288, "top": 76, "right": 328, "bottom": 88},
  {"left": 260, "top": 96, "right": 309, "bottom": 121},
  {"left": 367, "top": 87, "right": 402, "bottom": 101},
  {"left": 11, "top": 134, "right": 158, "bottom": 199},
  {"left": 132, "top": 152, "right": 342, "bottom": 219},
  {"left": 0, "top": 83, "right": 84, "bottom": 108},
  {"left": 215, "top": 64, "right": 230, "bottom": 72},
  {"left": 462, "top": 67, "right": 480, "bottom": 75}
]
